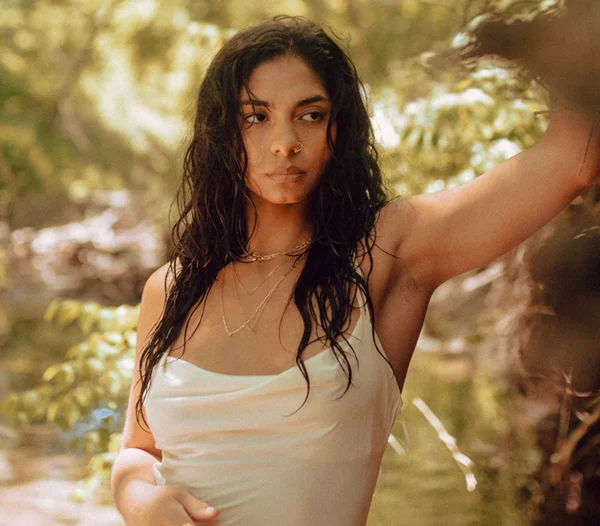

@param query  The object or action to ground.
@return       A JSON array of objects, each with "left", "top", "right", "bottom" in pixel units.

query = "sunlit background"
[{"left": 2, "top": 0, "right": 600, "bottom": 524}]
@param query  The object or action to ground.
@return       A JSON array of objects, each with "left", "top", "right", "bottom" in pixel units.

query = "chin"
[
  {"left": 247, "top": 178, "right": 317, "bottom": 206},
  {"left": 255, "top": 190, "right": 310, "bottom": 206}
]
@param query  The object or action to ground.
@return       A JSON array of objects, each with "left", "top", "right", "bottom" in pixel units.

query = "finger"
[
  {"left": 192, "top": 507, "right": 219, "bottom": 523},
  {"left": 173, "top": 490, "right": 220, "bottom": 522}
]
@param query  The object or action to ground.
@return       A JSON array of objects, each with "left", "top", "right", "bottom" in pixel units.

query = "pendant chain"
[
  {"left": 220, "top": 260, "right": 297, "bottom": 337},
  {"left": 231, "top": 257, "right": 290, "bottom": 294}
]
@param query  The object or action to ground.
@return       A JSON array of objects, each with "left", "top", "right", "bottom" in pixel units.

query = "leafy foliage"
[
  {"left": 1, "top": 298, "right": 139, "bottom": 500},
  {"left": 378, "top": 62, "right": 548, "bottom": 196}
]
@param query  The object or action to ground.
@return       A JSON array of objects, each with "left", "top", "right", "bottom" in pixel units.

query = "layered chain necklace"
[
  {"left": 231, "top": 257, "right": 289, "bottom": 294},
  {"left": 239, "top": 238, "right": 312, "bottom": 262},
  {"left": 220, "top": 239, "right": 311, "bottom": 336}
]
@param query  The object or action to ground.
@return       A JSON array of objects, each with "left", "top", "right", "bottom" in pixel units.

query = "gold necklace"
[
  {"left": 232, "top": 259, "right": 297, "bottom": 332},
  {"left": 240, "top": 238, "right": 312, "bottom": 262},
  {"left": 220, "top": 261, "right": 296, "bottom": 336},
  {"left": 231, "top": 258, "right": 290, "bottom": 294}
]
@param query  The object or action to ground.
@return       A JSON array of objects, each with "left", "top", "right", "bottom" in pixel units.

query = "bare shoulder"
[
  {"left": 373, "top": 198, "right": 413, "bottom": 254},
  {"left": 138, "top": 258, "right": 185, "bottom": 342},
  {"left": 119, "top": 259, "right": 178, "bottom": 456},
  {"left": 143, "top": 258, "right": 180, "bottom": 298}
]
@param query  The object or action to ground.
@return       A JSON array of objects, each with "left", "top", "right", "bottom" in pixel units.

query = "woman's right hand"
[{"left": 123, "top": 485, "right": 220, "bottom": 526}]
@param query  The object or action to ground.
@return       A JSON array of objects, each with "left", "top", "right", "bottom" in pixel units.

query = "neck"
[{"left": 245, "top": 197, "right": 312, "bottom": 256}]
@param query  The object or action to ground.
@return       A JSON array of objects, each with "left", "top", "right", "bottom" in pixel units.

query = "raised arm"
[{"left": 387, "top": 108, "right": 599, "bottom": 288}]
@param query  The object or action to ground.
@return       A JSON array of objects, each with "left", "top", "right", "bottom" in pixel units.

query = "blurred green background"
[{"left": 2, "top": 0, "right": 600, "bottom": 524}]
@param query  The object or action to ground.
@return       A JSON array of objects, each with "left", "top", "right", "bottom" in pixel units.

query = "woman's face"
[{"left": 239, "top": 55, "right": 337, "bottom": 206}]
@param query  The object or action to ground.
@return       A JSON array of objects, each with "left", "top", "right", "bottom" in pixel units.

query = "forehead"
[{"left": 241, "top": 55, "right": 328, "bottom": 105}]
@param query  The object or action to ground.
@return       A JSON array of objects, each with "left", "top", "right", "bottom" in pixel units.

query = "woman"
[{"left": 110, "top": 16, "right": 599, "bottom": 526}]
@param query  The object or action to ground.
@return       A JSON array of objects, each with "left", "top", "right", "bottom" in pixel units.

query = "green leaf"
[
  {"left": 86, "top": 357, "right": 105, "bottom": 377},
  {"left": 49, "top": 363, "right": 76, "bottom": 389},
  {"left": 43, "top": 298, "right": 62, "bottom": 323},
  {"left": 105, "top": 371, "right": 122, "bottom": 398},
  {"left": 104, "top": 331, "right": 125, "bottom": 347},
  {"left": 97, "top": 308, "right": 117, "bottom": 332},
  {"left": 124, "top": 330, "right": 137, "bottom": 349},
  {"left": 47, "top": 398, "right": 62, "bottom": 423},
  {"left": 77, "top": 303, "right": 100, "bottom": 334},
  {"left": 42, "top": 363, "right": 63, "bottom": 383},
  {"left": 83, "top": 430, "right": 102, "bottom": 454},
  {"left": 63, "top": 398, "right": 82, "bottom": 427},
  {"left": 66, "top": 342, "right": 91, "bottom": 360},
  {"left": 73, "top": 383, "right": 96, "bottom": 410},
  {"left": 116, "top": 305, "right": 139, "bottom": 330},
  {"left": 94, "top": 340, "right": 120, "bottom": 359},
  {"left": 56, "top": 300, "right": 83, "bottom": 326},
  {"left": 108, "top": 433, "right": 122, "bottom": 453}
]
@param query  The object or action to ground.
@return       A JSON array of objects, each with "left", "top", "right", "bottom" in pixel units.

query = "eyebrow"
[{"left": 240, "top": 95, "right": 329, "bottom": 109}]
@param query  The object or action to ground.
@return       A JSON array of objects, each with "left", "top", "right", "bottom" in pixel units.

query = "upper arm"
[
  {"left": 387, "top": 145, "right": 594, "bottom": 288},
  {"left": 119, "top": 260, "right": 176, "bottom": 459},
  {"left": 387, "top": 111, "right": 599, "bottom": 289},
  {"left": 385, "top": 185, "right": 539, "bottom": 290}
]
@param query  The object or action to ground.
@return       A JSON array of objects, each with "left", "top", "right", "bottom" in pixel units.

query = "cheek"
[
  {"left": 321, "top": 123, "right": 337, "bottom": 163},
  {"left": 242, "top": 138, "right": 267, "bottom": 194},
  {"left": 242, "top": 135, "right": 264, "bottom": 170},
  {"left": 318, "top": 123, "right": 337, "bottom": 165}
]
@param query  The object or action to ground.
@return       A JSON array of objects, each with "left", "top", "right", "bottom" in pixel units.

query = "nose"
[{"left": 270, "top": 121, "right": 301, "bottom": 157}]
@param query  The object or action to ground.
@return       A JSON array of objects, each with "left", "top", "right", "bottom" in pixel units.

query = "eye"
[
  {"left": 244, "top": 113, "right": 267, "bottom": 124},
  {"left": 300, "top": 111, "right": 324, "bottom": 122}
]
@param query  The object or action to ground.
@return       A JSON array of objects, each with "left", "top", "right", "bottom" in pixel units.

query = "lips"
[
  {"left": 267, "top": 165, "right": 306, "bottom": 176},
  {"left": 267, "top": 172, "right": 305, "bottom": 183}
]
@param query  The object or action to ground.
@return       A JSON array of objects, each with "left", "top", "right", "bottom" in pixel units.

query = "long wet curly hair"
[{"left": 135, "top": 15, "right": 394, "bottom": 428}]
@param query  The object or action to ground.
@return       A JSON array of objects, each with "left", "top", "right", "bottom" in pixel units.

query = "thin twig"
[
  {"left": 413, "top": 397, "right": 477, "bottom": 491},
  {"left": 550, "top": 397, "right": 600, "bottom": 470},
  {"left": 387, "top": 433, "right": 408, "bottom": 455}
]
